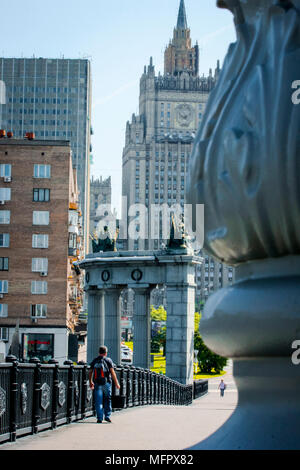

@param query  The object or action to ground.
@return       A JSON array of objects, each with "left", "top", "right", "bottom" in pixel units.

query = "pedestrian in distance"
[
  {"left": 89, "top": 345, "right": 120, "bottom": 423},
  {"left": 218, "top": 379, "right": 226, "bottom": 397}
]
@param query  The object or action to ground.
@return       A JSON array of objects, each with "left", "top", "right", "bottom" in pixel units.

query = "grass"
[
  {"left": 194, "top": 370, "right": 226, "bottom": 379},
  {"left": 151, "top": 354, "right": 227, "bottom": 379},
  {"left": 151, "top": 354, "right": 166, "bottom": 374},
  {"left": 124, "top": 342, "right": 227, "bottom": 379}
]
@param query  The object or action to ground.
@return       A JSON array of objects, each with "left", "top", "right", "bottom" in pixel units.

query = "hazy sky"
[{"left": 1, "top": 0, "right": 236, "bottom": 213}]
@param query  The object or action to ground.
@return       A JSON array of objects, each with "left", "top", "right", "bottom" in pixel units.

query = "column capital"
[
  {"left": 129, "top": 284, "right": 151, "bottom": 292},
  {"left": 103, "top": 287, "right": 122, "bottom": 295},
  {"left": 87, "top": 288, "right": 101, "bottom": 296},
  {"left": 166, "top": 282, "right": 197, "bottom": 289}
]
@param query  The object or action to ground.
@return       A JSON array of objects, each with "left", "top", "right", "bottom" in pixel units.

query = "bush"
[
  {"left": 194, "top": 332, "right": 227, "bottom": 374},
  {"left": 151, "top": 340, "right": 161, "bottom": 353}
]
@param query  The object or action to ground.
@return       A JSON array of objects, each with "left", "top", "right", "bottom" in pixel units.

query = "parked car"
[{"left": 121, "top": 345, "right": 133, "bottom": 364}]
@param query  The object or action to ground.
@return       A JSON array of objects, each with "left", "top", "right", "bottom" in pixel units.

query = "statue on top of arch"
[
  {"left": 165, "top": 213, "right": 193, "bottom": 255},
  {"left": 90, "top": 226, "right": 119, "bottom": 253}
]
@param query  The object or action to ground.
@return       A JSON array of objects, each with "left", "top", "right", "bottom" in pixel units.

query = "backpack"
[{"left": 93, "top": 357, "right": 110, "bottom": 385}]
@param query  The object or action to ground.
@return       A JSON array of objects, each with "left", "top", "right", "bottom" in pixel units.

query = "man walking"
[
  {"left": 218, "top": 379, "right": 226, "bottom": 397},
  {"left": 89, "top": 345, "right": 120, "bottom": 423}
]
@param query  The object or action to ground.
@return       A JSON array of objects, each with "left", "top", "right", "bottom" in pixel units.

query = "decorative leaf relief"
[{"left": 187, "top": 1, "right": 300, "bottom": 264}]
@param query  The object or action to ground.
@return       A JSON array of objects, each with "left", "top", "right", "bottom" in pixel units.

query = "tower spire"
[
  {"left": 165, "top": 0, "right": 198, "bottom": 77},
  {"left": 177, "top": 0, "right": 188, "bottom": 30}
]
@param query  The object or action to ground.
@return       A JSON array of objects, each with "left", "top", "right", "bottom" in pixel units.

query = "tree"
[
  {"left": 150, "top": 305, "right": 167, "bottom": 354},
  {"left": 194, "top": 313, "right": 227, "bottom": 374},
  {"left": 150, "top": 305, "right": 167, "bottom": 321},
  {"left": 194, "top": 312, "right": 201, "bottom": 333}
]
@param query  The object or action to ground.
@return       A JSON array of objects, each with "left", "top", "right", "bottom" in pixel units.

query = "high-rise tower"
[
  {"left": 0, "top": 58, "right": 92, "bottom": 254},
  {"left": 122, "top": 0, "right": 219, "bottom": 249},
  {"left": 121, "top": 1, "right": 232, "bottom": 302}
]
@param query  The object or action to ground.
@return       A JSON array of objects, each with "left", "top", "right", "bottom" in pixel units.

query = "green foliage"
[
  {"left": 194, "top": 312, "right": 201, "bottom": 333},
  {"left": 194, "top": 317, "right": 227, "bottom": 374},
  {"left": 151, "top": 340, "right": 161, "bottom": 353},
  {"left": 150, "top": 305, "right": 167, "bottom": 321},
  {"left": 151, "top": 305, "right": 167, "bottom": 355},
  {"left": 150, "top": 306, "right": 226, "bottom": 374}
]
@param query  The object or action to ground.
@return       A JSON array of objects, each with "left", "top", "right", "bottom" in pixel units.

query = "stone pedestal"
[
  {"left": 104, "top": 289, "right": 121, "bottom": 366},
  {"left": 87, "top": 292, "right": 105, "bottom": 363},
  {"left": 193, "top": 358, "right": 300, "bottom": 450},
  {"left": 132, "top": 287, "right": 150, "bottom": 369},
  {"left": 197, "top": 256, "right": 300, "bottom": 449}
]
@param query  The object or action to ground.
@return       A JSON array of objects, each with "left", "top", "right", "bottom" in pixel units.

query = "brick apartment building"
[{"left": 0, "top": 132, "right": 84, "bottom": 364}]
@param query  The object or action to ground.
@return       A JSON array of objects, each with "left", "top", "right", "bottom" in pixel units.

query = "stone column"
[
  {"left": 132, "top": 287, "right": 150, "bottom": 369},
  {"left": 104, "top": 289, "right": 121, "bottom": 366},
  {"left": 165, "top": 283, "right": 195, "bottom": 385},
  {"left": 87, "top": 291, "right": 105, "bottom": 363}
]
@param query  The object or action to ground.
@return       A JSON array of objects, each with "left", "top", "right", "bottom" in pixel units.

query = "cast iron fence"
[
  {"left": 193, "top": 379, "right": 209, "bottom": 399},
  {"left": 0, "top": 355, "right": 208, "bottom": 444}
]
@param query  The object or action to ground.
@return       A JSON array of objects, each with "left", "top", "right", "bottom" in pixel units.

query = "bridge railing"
[
  {"left": 193, "top": 379, "right": 209, "bottom": 400},
  {"left": 0, "top": 356, "right": 206, "bottom": 445}
]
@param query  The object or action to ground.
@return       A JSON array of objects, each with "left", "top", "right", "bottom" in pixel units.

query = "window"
[
  {"left": 0, "top": 280, "right": 8, "bottom": 293},
  {"left": 0, "top": 258, "right": 9, "bottom": 271},
  {"left": 33, "top": 211, "right": 49, "bottom": 225},
  {"left": 0, "top": 164, "right": 11, "bottom": 177},
  {"left": 0, "top": 188, "right": 11, "bottom": 201},
  {"left": 33, "top": 189, "right": 50, "bottom": 202},
  {"left": 23, "top": 333, "right": 54, "bottom": 362},
  {"left": 31, "top": 304, "right": 47, "bottom": 318},
  {"left": 32, "top": 258, "right": 48, "bottom": 273},
  {"left": 69, "top": 211, "right": 78, "bottom": 227},
  {"left": 31, "top": 281, "right": 47, "bottom": 294},
  {"left": 32, "top": 234, "right": 49, "bottom": 249},
  {"left": 0, "top": 304, "right": 8, "bottom": 317},
  {"left": 0, "top": 234, "right": 9, "bottom": 247},
  {"left": 33, "top": 164, "right": 51, "bottom": 179},
  {"left": 0, "top": 327, "right": 8, "bottom": 341},
  {"left": 69, "top": 233, "right": 77, "bottom": 249}
]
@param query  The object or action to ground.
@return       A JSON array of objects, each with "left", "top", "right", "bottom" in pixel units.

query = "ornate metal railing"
[{"left": 0, "top": 355, "right": 207, "bottom": 445}]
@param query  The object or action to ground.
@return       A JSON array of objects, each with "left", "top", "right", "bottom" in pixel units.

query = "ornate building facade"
[
  {"left": 89, "top": 175, "right": 112, "bottom": 234},
  {"left": 121, "top": 0, "right": 234, "bottom": 303}
]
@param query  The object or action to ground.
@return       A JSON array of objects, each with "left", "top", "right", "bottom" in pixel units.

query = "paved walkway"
[{"left": 1, "top": 362, "right": 237, "bottom": 451}]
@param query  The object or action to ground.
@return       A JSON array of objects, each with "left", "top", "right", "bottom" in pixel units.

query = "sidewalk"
[{"left": 1, "top": 365, "right": 237, "bottom": 451}]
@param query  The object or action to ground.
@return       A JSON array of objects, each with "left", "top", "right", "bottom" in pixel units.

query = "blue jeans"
[{"left": 94, "top": 382, "right": 112, "bottom": 421}]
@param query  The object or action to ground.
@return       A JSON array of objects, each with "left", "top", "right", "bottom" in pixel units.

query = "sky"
[{"left": 1, "top": 0, "right": 236, "bottom": 214}]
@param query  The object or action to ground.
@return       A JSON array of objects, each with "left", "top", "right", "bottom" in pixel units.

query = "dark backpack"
[{"left": 93, "top": 357, "right": 110, "bottom": 385}]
